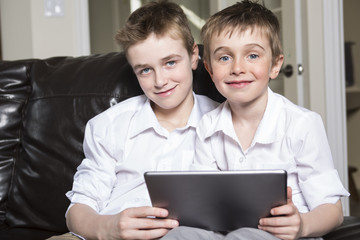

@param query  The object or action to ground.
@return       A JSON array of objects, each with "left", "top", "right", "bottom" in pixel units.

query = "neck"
[
  {"left": 229, "top": 90, "right": 268, "bottom": 150},
  {"left": 230, "top": 89, "right": 268, "bottom": 124},
  {"left": 152, "top": 92, "right": 194, "bottom": 132}
]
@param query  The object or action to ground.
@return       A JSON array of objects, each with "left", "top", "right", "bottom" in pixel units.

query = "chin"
[{"left": 152, "top": 101, "right": 178, "bottom": 110}]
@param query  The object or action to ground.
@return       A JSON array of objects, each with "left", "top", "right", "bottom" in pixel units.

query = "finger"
[
  {"left": 259, "top": 224, "right": 285, "bottom": 234},
  {"left": 269, "top": 203, "right": 295, "bottom": 216},
  {"left": 259, "top": 227, "right": 298, "bottom": 240},
  {"left": 271, "top": 233, "right": 293, "bottom": 240},
  {"left": 133, "top": 217, "right": 179, "bottom": 230},
  {"left": 268, "top": 187, "right": 294, "bottom": 216},
  {"left": 287, "top": 186, "right": 292, "bottom": 203},
  {"left": 139, "top": 228, "right": 171, "bottom": 239},
  {"left": 124, "top": 206, "right": 169, "bottom": 218},
  {"left": 121, "top": 228, "right": 171, "bottom": 240},
  {"left": 258, "top": 225, "right": 296, "bottom": 238},
  {"left": 260, "top": 216, "right": 293, "bottom": 227}
]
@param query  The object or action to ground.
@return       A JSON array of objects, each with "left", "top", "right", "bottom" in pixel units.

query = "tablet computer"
[{"left": 144, "top": 170, "right": 287, "bottom": 232}]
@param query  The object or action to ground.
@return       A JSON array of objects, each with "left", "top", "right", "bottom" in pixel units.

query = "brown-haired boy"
[{"left": 191, "top": 1, "right": 349, "bottom": 240}]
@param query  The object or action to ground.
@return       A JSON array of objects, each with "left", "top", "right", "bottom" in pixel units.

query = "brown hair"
[
  {"left": 115, "top": 1, "right": 194, "bottom": 56},
  {"left": 201, "top": 0, "right": 282, "bottom": 65}
]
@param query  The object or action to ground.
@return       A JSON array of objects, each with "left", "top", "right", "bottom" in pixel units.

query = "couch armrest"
[{"left": 323, "top": 216, "right": 360, "bottom": 240}]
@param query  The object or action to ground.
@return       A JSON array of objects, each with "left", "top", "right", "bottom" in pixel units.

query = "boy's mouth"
[
  {"left": 155, "top": 86, "right": 177, "bottom": 96},
  {"left": 227, "top": 80, "right": 253, "bottom": 88}
]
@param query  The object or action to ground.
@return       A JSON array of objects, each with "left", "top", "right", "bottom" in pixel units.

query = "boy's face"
[
  {"left": 127, "top": 33, "right": 198, "bottom": 111},
  {"left": 205, "top": 28, "right": 283, "bottom": 106}
]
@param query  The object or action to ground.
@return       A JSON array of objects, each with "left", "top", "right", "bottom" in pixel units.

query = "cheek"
[
  {"left": 252, "top": 64, "right": 272, "bottom": 81},
  {"left": 174, "top": 65, "right": 193, "bottom": 84},
  {"left": 137, "top": 77, "right": 152, "bottom": 92},
  {"left": 210, "top": 65, "right": 226, "bottom": 83},
  {"left": 254, "top": 69, "right": 269, "bottom": 80}
]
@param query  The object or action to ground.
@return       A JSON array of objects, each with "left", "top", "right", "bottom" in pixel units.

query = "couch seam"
[
  {"left": 27, "top": 93, "right": 124, "bottom": 102},
  {"left": 0, "top": 96, "right": 27, "bottom": 103},
  {"left": 5, "top": 62, "right": 33, "bottom": 222}
]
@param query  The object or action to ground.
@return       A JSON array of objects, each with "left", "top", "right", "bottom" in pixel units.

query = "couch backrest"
[
  {"left": 0, "top": 59, "right": 35, "bottom": 225},
  {"left": 0, "top": 51, "right": 224, "bottom": 233}
]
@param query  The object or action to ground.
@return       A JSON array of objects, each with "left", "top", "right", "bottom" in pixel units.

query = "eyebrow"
[
  {"left": 133, "top": 64, "right": 150, "bottom": 72},
  {"left": 161, "top": 54, "right": 182, "bottom": 62},
  {"left": 132, "top": 54, "right": 182, "bottom": 71},
  {"left": 213, "top": 43, "right": 265, "bottom": 55}
]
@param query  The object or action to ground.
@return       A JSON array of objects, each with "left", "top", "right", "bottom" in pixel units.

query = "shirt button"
[{"left": 239, "top": 157, "right": 244, "bottom": 163}]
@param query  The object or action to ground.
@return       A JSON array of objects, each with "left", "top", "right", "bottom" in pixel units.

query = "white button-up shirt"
[
  {"left": 66, "top": 94, "right": 218, "bottom": 215},
  {"left": 194, "top": 88, "right": 349, "bottom": 213}
]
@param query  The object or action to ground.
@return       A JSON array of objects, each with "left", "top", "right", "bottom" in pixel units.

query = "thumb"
[{"left": 287, "top": 186, "right": 293, "bottom": 203}]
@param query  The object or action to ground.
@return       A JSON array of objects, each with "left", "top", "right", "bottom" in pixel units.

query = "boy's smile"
[
  {"left": 206, "top": 28, "right": 283, "bottom": 108},
  {"left": 226, "top": 80, "right": 253, "bottom": 89},
  {"left": 127, "top": 33, "right": 198, "bottom": 112},
  {"left": 155, "top": 85, "right": 177, "bottom": 97}
]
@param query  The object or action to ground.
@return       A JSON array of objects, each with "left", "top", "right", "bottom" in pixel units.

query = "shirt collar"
[
  {"left": 202, "top": 101, "right": 238, "bottom": 142},
  {"left": 129, "top": 92, "right": 198, "bottom": 138},
  {"left": 186, "top": 92, "right": 202, "bottom": 128},
  {"left": 129, "top": 98, "right": 164, "bottom": 138},
  {"left": 252, "top": 87, "right": 284, "bottom": 144},
  {"left": 203, "top": 87, "right": 283, "bottom": 145}
]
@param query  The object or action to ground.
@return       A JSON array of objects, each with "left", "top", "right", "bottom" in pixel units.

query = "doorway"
[
  {"left": 344, "top": 0, "right": 360, "bottom": 217},
  {"left": 0, "top": 14, "right": 2, "bottom": 60}
]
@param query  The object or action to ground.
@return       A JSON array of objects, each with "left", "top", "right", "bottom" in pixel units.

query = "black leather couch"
[{"left": 0, "top": 50, "right": 359, "bottom": 240}]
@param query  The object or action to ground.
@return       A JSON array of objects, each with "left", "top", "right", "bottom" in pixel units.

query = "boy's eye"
[
  {"left": 140, "top": 68, "right": 151, "bottom": 75},
  {"left": 248, "top": 54, "right": 259, "bottom": 60},
  {"left": 219, "top": 56, "right": 230, "bottom": 62},
  {"left": 166, "top": 61, "right": 176, "bottom": 67}
]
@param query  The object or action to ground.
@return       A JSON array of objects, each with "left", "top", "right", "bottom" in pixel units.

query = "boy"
[
  {"left": 189, "top": 1, "right": 349, "bottom": 240},
  {"left": 61, "top": 1, "right": 218, "bottom": 240}
]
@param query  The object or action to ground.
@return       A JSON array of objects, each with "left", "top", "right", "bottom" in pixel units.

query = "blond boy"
[{"left": 58, "top": 2, "right": 218, "bottom": 240}]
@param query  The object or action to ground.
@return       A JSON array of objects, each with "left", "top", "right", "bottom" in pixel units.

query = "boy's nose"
[
  {"left": 231, "top": 58, "right": 245, "bottom": 75},
  {"left": 154, "top": 71, "right": 168, "bottom": 87}
]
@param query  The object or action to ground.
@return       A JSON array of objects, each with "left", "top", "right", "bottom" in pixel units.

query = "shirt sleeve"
[
  {"left": 292, "top": 112, "right": 349, "bottom": 210},
  {"left": 66, "top": 115, "right": 120, "bottom": 213}
]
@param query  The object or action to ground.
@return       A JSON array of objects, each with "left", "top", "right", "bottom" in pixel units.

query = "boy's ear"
[
  {"left": 204, "top": 61, "right": 213, "bottom": 78},
  {"left": 270, "top": 54, "right": 284, "bottom": 79},
  {"left": 191, "top": 44, "right": 200, "bottom": 70}
]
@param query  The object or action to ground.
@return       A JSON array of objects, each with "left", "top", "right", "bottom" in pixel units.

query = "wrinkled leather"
[
  {"left": 3, "top": 52, "right": 146, "bottom": 233},
  {"left": 0, "top": 60, "right": 33, "bottom": 223},
  {"left": 323, "top": 216, "right": 360, "bottom": 240}
]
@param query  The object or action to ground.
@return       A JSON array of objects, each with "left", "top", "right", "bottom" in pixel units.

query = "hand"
[
  {"left": 258, "top": 187, "right": 303, "bottom": 240},
  {"left": 100, "top": 206, "right": 179, "bottom": 240}
]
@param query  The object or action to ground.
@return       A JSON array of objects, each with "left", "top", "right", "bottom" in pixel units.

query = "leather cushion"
[
  {"left": 0, "top": 60, "right": 34, "bottom": 224},
  {"left": 323, "top": 216, "right": 360, "bottom": 240},
  {"left": 4, "top": 52, "right": 142, "bottom": 232}
]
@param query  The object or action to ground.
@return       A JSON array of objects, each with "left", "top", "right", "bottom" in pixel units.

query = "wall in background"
[
  {"left": 88, "top": 0, "right": 210, "bottom": 54},
  {"left": 88, "top": 0, "right": 129, "bottom": 54},
  {"left": 0, "top": 0, "right": 33, "bottom": 60},
  {"left": 0, "top": 0, "right": 89, "bottom": 60}
]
